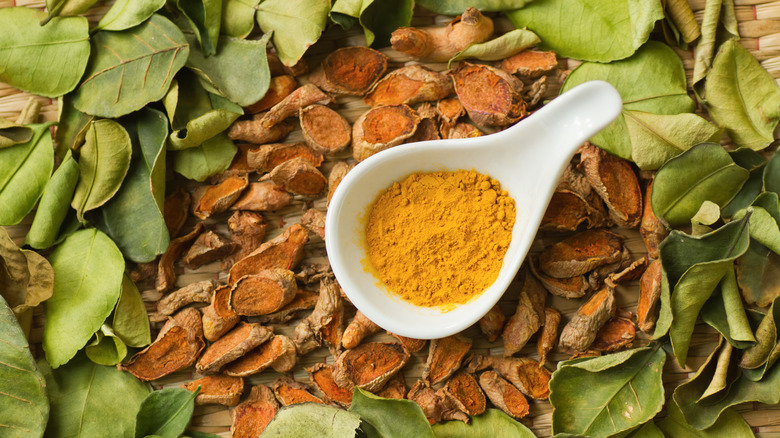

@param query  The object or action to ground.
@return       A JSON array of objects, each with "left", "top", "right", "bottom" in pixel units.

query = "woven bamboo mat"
[{"left": 3, "top": 1, "right": 780, "bottom": 436}]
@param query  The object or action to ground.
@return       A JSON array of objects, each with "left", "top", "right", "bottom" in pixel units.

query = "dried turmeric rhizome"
[{"left": 364, "top": 169, "right": 515, "bottom": 308}]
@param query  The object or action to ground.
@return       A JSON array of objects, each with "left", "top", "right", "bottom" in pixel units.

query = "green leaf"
[
  {"left": 260, "top": 403, "right": 361, "bottom": 437},
  {"left": 26, "top": 151, "right": 80, "bottom": 250},
  {"left": 658, "top": 401, "right": 753, "bottom": 438},
  {"left": 651, "top": 143, "right": 749, "bottom": 227},
  {"left": 722, "top": 149, "right": 767, "bottom": 218},
  {"left": 41, "top": 354, "right": 151, "bottom": 438},
  {"left": 0, "top": 228, "right": 55, "bottom": 320},
  {"left": 97, "top": 108, "right": 169, "bottom": 263},
  {"left": 73, "top": 14, "right": 190, "bottom": 118},
  {"left": 549, "top": 345, "right": 666, "bottom": 437},
  {"left": 0, "top": 123, "right": 55, "bottom": 226},
  {"left": 449, "top": 29, "right": 540, "bottom": 67},
  {"left": 766, "top": 148, "right": 780, "bottom": 195},
  {"left": 177, "top": 0, "right": 222, "bottom": 56},
  {"left": 0, "top": 8, "right": 90, "bottom": 98},
  {"left": 0, "top": 117, "right": 34, "bottom": 149},
  {"left": 692, "top": 0, "right": 740, "bottom": 92},
  {"left": 45, "top": 0, "right": 100, "bottom": 20},
  {"left": 54, "top": 95, "right": 94, "bottom": 159},
  {"left": 560, "top": 41, "right": 695, "bottom": 159},
  {"left": 43, "top": 229, "right": 125, "bottom": 368},
  {"left": 741, "top": 297, "right": 780, "bottom": 380},
  {"left": 348, "top": 388, "right": 434, "bottom": 438},
  {"left": 134, "top": 387, "right": 199, "bottom": 438},
  {"left": 85, "top": 324, "right": 128, "bottom": 366},
  {"left": 113, "top": 275, "right": 151, "bottom": 348},
  {"left": 432, "top": 409, "right": 535, "bottom": 437},
  {"left": 736, "top": 239, "right": 780, "bottom": 307},
  {"left": 0, "top": 295, "right": 49, "bottom": 438},
  {"left": 653, "top": 215, "right": 751, "bottom": 366},
  {"left": 507, "top": 0, "right": 664, "bottom": 62},
  {"left": 94, "top": 0, "right": 167, "bottom": 32},
  {"left": 704, "top": 39, "right": 780, "bottom": 150},
  {"left": 256, "top": 0, "right": 329, "bottom": 66},
  {"left": 416, "top": 0, "right": 533, "bottom": 15},
  {"left": 185, "top": 32, "right": 272, "bottom": 107},
  {"left": 221, "top": 0, "right": 261, "bottom": 38},
  {"left": 173, "top": 132, "right": 237, "bottom": 181},
  {"left": 701, "top": 269, "right": 756, "bottom": 349},
  {"left": 71, "top": 120, "right": 132, "bottom": 221},
  {"left": 623, "top": 422, "right": 665, "bottom": 438},
  {"left": 356, "top": 0, "right": 413, "bottom": 48}
]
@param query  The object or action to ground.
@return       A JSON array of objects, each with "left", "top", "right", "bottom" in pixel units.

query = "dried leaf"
[
  {"left": 431, "top": 409, "right": 536, "bottom": 438},
  {"left": 221, "top": 0, "right": 261, "bottom": 38},
  {"left": 256, "top": 0, "right": 329, "bottom": 66},
  {"left": 701, "top": 269, "right": 756, "bottom": 349},
  {"left": 741, "top": 297, "right": 780, "bottom": 380},
  {"left": 134, "top": 387, "right": 198, "bottom": 438},
  {"left": 766, "top": 148, "right": 780, "bottom": 195},
  {"left": 449, "top": 29, "right": 540, "bottom": 66},
  {"left": 85, "top": 324, "right": 127, "bottom": 366},
  {"left": 736, "top": 239, "right": 780, "bottom": 307},
  {"left": 0, "top": 116, "right": 33, "bottom": 149},
  {"left": 733, "top": 193, "right": 780, "bottom": 255},
  {"left": 26, "top": 150, "right": 80, "bottom": 249},
  {"left": 173, "top": 133, "right": 237, "bottom": 181},
  {"left": 349, "top": 388, "right": 435, "bottom": 438},
  {"left": 113, "top": 275, "right": 151, "bottom": 348},
  {"left": 330, "top": 0, "right": 413, "bottom": 47},
  {"left": 177, "top": 0, "right": 221, "bottom": 56},
  {"left": 658, "top": 402, "right": 753, "bottom": 438},
  {"left": 94, "top": 0, "right": 166, "bottom": 32},
  {"left": 0, "top": 228, "right": 54, "bottom": 319},
  {"left": 260, "top": 402, "right": 361, "bottom": 437}
]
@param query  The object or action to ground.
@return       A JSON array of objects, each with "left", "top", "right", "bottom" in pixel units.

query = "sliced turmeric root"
[
  {"left": 201, "top": 285, "right": 240, "bottom": 342},
  {"left": 591, "top": 316, "right": 636, "bottom": 353},
  {"left": 478, "top": 370, "right": 530, "bottom": 419},
  {"left": 442, "top": 372, "right": 486, "bottom": 416},
  {"left": 502, "top": 268, "right": 547, "bottom": 356},
  {"left": 637, "top": 259, "right": 663, "bottom": 333},
  {"left": 272, "top": 376, "right": 325, "bottom": 406},
  {"left": 309, "top": 46, "right": 388, "bottom": 96},
  {"left": 260, "top": 84, "right": 330, "bottom": 128},
  {"left": 327, "top": 161, "right": 355, "bottom": 204},
  {"left": 268, "top": 157, "right": 328, "bottom": 197},
  {"left": 333, "top": 342, "right": 410, "bottom": 392},
  {"left": 423, "top": 334, "right": 473, "bottom": 384},
  {"left": 196, "top": 322, "right": 273, "bottom": 374},
  {"left": 580, "top": 143, "right": 643, "bottom": 228},
  {"left": 193, "top": 175, "right": 249, "bottom": 220},
  {"left": 182, "top": 375, "right": 244, "bottom": 406},
  {"left": 363, "top": 65, "right": 452, "bottom": 107},
  {"left": 227, "top": 115, "right": 294, "bottom": 144},
  {"left": 529, "top": 256, "right": 590, "bottom": 299},
  {"left": 244, "top": 75, "right": 298, "bottom": 114},
  {"left": 478, "top": 304, "right": 506, "bottom": 343},
  {"left": 293, "top": 277, "right": 342, "bottom": 355},
  {"left": 247, "top": 142, "right": 323, "bottom": 173},
  {"left": 538, "top": 228, "right": 625, "bottom": 278},
  {"left": 230, "top": 385, "right": 278, "bottom": 438},
  {"left": 230, "top": 268, "right": 297, "bottom": 316},
  {"left": 156, "top": 223, "right": 205, "bottom": 293},
  {"left": 300, "top": 105, "right": 352, "bottom": 154},
  {"left": 183, "top": 230, "right": 236, "bottom": 269},
  {"left": 559, "top": 286, "right": 617, "bottom": 352},
  {"left": 226, "top": 211, "right": 267, "bottom": 265},
  {"left": 308, "top": 363, "right": 353, "bottom": 408},
  {"left": 228, "top": 223, "right": 309, "bottom": 284},
  {"left": 450, "top": 61, "right": 526, "bottom": 126},
  {"left": 499, "top": 50, "right": 558, "bottom": 78},
  {"left": 352, "top": 104, "right": 420, "bottom": 162},
  {"left": 223, "top": 334, "right": 297, "bottom": 376},
  {"left": 640, "top": 179, "right": 668, "bottom": 259},
  {"left": 300, "top": 208, "right": 326, "bottom": 240},
  {"left": 258, "top": 289, "right": 319, "bottom": 324},
  {"left": 537, "top": 307, "right": 561, "bottom": 366},
  {"left": 465, "top": 355, "right": 551, "bottom": 400},
  {"left": 230, "top": 182, "right": 292, "bottom": 212},
  {"left": 151, "top": 280, "right": 215, "bottom": 323}
]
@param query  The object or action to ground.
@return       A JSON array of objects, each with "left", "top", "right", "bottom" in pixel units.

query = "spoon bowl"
[{"left": 325, "top": 80, "right": 622, "bottom": 339}]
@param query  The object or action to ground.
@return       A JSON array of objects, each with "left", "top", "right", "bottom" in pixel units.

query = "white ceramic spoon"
[{"left": 325, "top": 80, "right": 622, "bottom": 339}]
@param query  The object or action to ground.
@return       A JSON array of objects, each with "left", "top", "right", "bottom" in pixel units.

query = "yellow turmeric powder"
[{"left": 365, "top": 169, "right": 515, "bottom": 308}]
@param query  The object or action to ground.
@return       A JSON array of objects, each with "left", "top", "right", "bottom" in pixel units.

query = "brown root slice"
[
  {"left": 479, "top": 304, "right": 506, "bottom": 343},
  {"left": 450, "top": 61, "right": 526, "bottom": 127},
  {"left": 502, "top": 268, "right": 547, "bottom": 356},
  {"left": 268, "top": 157, "right": 328, "bottom": 197},
  {"left": 478, "top": 370, "right": 530, "bottom": 419},
  {"left": 230, "top": 182, "right": 292, "bottom": 214},
  {"left": 389, "top": 333, "right": 428, "bottom": 353},
  {"left": 227, "top": 115, "right": 295, "bottom": 144},
  {"left": 352, "top": 104, "right": 420, "bottom": 162},
  {"left": 390, "top": 8, "right": 493, "bottom": 62},
  {"left": 443, "top": 372, "right": 486, "bottom": 416},
  {"left": 363, "top": 65, "right": 453, "bottom": 107},
  {"left": 319, "top": 294, "right": 345, "bottom": 356},
  {"left": 151, "top": 280, "right": 215, "bottom": 323},
  {"left": 294, "top": 263, "right": 333, "bottom": 285},
  {"left": 228, "top": 223, "right": 309, "bottom": 284},
  {"left": 537, "top": 307, "right": 561, "bottom": 366},
  {"left": 301, "top": 208, "right": 326, "bottom": 240},
  {"left": 333, "top": 342, "right": 410, "bottom": 392},
  {"left": 225, "top": 211, "right": 267, "bottom": 266},
  {"left": 257, "top": 289, "right": 319, "bottom": 324},
  {"left": 196, "top": 322, "right": 274, "bottom": 374},
  {"left": 446, "top": 123, "right": 483, "bottom": 139},
  {"left": 308, "top": 363, "right": 353, "bottom": 408},
  {"left": 640, "top": 179, "right": 668, "bottom": 259},
  {"left": 226, "top": 144, "right": 254, "bottom": 175},
  {"left": 464, "top": 355, "right": 551, "bottom": 400},
  {"left": 230, "top": 385, "right": 278, "bottom": 438},
  {"left": 300, "top": 105, "right": 352, "bottom": 154},
  {"left": 423, "top": 334, "right": 473, "bottom": 384},
  {"left": 223, "top": 334, "right": 297, "bottom": 377},
  {"left": 202, "top": 285, "right": 240, "bottom": 342},
  {"left": 230, "top": 268, "right": 297, "bottom": 316},
  {"left": 163, "top": 187, "right": 191, "bottom": 238},
  {"left": 524, "top": 75, "right": 548, "bottom": 108},
  {"left": 637, "top": 259, "right": 663, "bottom": 333},
  {"left": 559, "top": 286, "right": 617, "bottom": 352},
  {"left": 437, "top": 97, "right": 465, "bottom": 131},
  {"left": 540, "top": 189, "right": 604, "bottom": 232},
  {"left": 587, "top": 246, "right": 631, "bottom": 289},
  {"left": 244, "top": 75, "right": 298, "bottom": 114},
  {"left": 605, "top": 255, "right": 648, "bottom": 288},
  {"left": 120, "top": 308, "right": 205, "bottom": 381},
  {"left": 342, "top": 310, "right": 381, "bottom": 350},
  {"left": 194, "top": 175, "right": 249, "bottom": 220},
  {"left": 309, "top": 46, "right": 388, "bottom": 96},
  {"left": 499, "top": 50, "right": 558, "bottom": 78},
  {"left": 272, "top": 376, "right": 325, "bottom": 406},
  {"left": 538, "top": 228, "right": 625, "bottom": 278},
  {"left": 580, "top": 143, "right": 642, "bottom": 228},
  {"left": 247, "top": 142, "right": 323, "bottom": 173},
  {"left": 183, "top": 375, "right": 245, "bottom": 406},
  {"left": 267, "top": 51, "right": 309, "bottom": 77},
  {"left": 529, "top": 256, "right": 590, "bottom": 299},
  {"left": 260, "top": 84, "right": 330, "bottom": 128},
  {"left": 408, "top": 380, "right": 470, "bottom": 424},
  {"left": 408, "top": 117, "right": 440, "bottom": 143},
  {"left": 156, "top": 222, "right": 205, "bottom": 293},
  {"left": 376, "top": 370, "right": 407, "bottom": 399},
  {"left": 183, "top": 230, "right": 237, "bottom": 269},
  {"left": 327, "top": 161, "right": 356, "bottom": 204},
  {"left": 293, "top": 278, "right": 342, "bottom": 355},
  {"left": 591, "top": 316, "right": 636, "bottom": 353}
]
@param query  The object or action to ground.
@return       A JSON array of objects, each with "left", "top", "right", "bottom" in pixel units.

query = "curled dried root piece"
[
  {"left": 151, "top": 280, "right": 215, "bottom": 323},
  {"left": 231, "top": 385, "right": 278, "bottom": 438},
  {"left": 537, "top": 307, "right": 561, "bottom": 366},
  {"left": 637, "top": 259, "right": 663, "bottom": 333},
  {"left": 223, "top": 334, "right": 297, "bottom": 377},
  {"left": 591, "top": 316, "right": 636, "bottom": 353},
  {"left": 245, "top": 75, "right": 298, "bottom": 114},
  {"left": 228, "top": 223, "right": 309, "bottom": 284},
  {"left": 605, "top": 256, "right": 648, "bottom": 288},
  {"left": 465, "top": 355, "right": 551, "bottom": 400},
  {"left": 272, "top": 376, "right": 325, "bottom": 406},
  {"left": 194, "top": 175, "right": 249, "bottom": 220},
  {"left": 524, "top": 75, "right": 548, "bottom": 108},
  {"left": 308, "top": 363, "right": 353, "bottom": 408},
  {"left": 376, "top": 371, "right": 407, "bottom": 399},
  {"left": 230, "top": 182, "right": 292, "bottom": 213},
  {"left": 156, "top": 223, "right": 205, "bottom": 293},
  {"left": 247, "top": 142, "right": 323, "bottom": 173},
  {"left": 437, "top": 98, "right": 465, "bottom": 138},
  {"left": 202, "top": 285, "right": 240, "bottom": 342},
  {"left": 227, "top": 115, "right": 295, "bottom": 144},
  {"left": 260, "top": 84, "right": 330, "bottom": 128},
  {"left": 423, "top": 334, "right": 473, "bottom": 384},
  {"left": 529, "top": 257, "right": 590, "bottom": 299},
  {"left": 540, "top": 189, "right": 607, "bottom": 232},
  {"left": 502, "top": 268, "right": 547, "bottom": 356},
  {"left": 559, "top": 286, "right": 617, "bottom": 352},
  {"left": 587, "top": 247, "right": 631, "bottom": 289},
  {"left": 364, "top": 65, "right": 453, "bottom": 107},
  {"left": 267, "top": 52, "right": 308, "bottom": 77},
  {"left": 390, "top": 8, "right": 493, "bottom": 62},
  {"left": 309, "top": 46, "right": 388, "bottom": 96},
  {"left": 120, "top": 308, "right": 205, "bottom": 381},
  {"left": 499, "top": 50, "right": 558, "bottom": 78},
  {"left": 333, "top": 342, "right": 410, "bottom": 392},
  {"left": 538, "top": 229, "right": 625, "bottom": 278},
  {"left": 196, "top": 322, "right": 274, "bottom": 374},
  {"left": 580, "top": 143, "right": 642, "bottom": 228},
  {"left": 478, "top": 370, "right": 529, "bottom": 419},
  {"left": 327, "top": 161, "right": 355, "bottom": 204},
  {"left": 408, "top": 380, "right": 469, "bottom": 424},
  {"left": 184, "top": 230, "right": 237, "bottom": 269},
  {"left": 230, "top": 268, "right": 297, "bottom": 316},
  {"left": 352, "top": 104, "right": 420, "bottom": 162},
  {"left": 319, "top": 292, "right": 345, "bottom": 356},
  {"left": 300, "top": 208, "right": 326, "bottom": 240},
  {"left": 294, "top": 263, "right": 333, "bottom": 285},
  {"left": 443, "top": 372, "right": 486, "bottom": 416},
  {"left": 300, "top": 105, "right": 352, "bottom": 154},
  {"left": 257, "top": 289, "right": 319, "bottom": 324},
  {"left": 408, "top": 106, "right": 440, "bottom": 143},
  {"left": 342, "top": 310, "right": 381, "bottom": 350},
  {"left": 293, "top": 277, "right": 342, "bottom": 355},
  {"left": 640, "top": 180, "right": 668, "bottom": 259},
  {"left": 226, "top": 211, "right": 267, "bottom": 265},
  {"left": 446, "top": 123, "right": 483, "bottom": 139},
  {"left": 268, "top": 157, "right": 328, "bottom": 197},
  {"left": 164, "top": 187, "right": 191, "bottom": 238},
  {"left": 450, "top": 61, "right": 526, "bottom": 126},
  {"left": 130, "top": 261, "right": 157, "bottom": 283},
  {"left": 479, "top": 304, "right": 506, "bottom": 343},
  {"left": 390, "top": 333, "right": 428, "bottom": 353},
  {"left": 183, "top": 375, "right": 244, "bottom": 406}
]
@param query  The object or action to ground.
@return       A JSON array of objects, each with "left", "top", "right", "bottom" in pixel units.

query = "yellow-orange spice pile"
[{"left": 365, "top": 169, "right": 516, "bottom": 308}]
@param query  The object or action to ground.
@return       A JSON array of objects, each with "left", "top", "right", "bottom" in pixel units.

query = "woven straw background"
[{"left": 2, "top": 0, "right": 780, "bottom": 436}]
